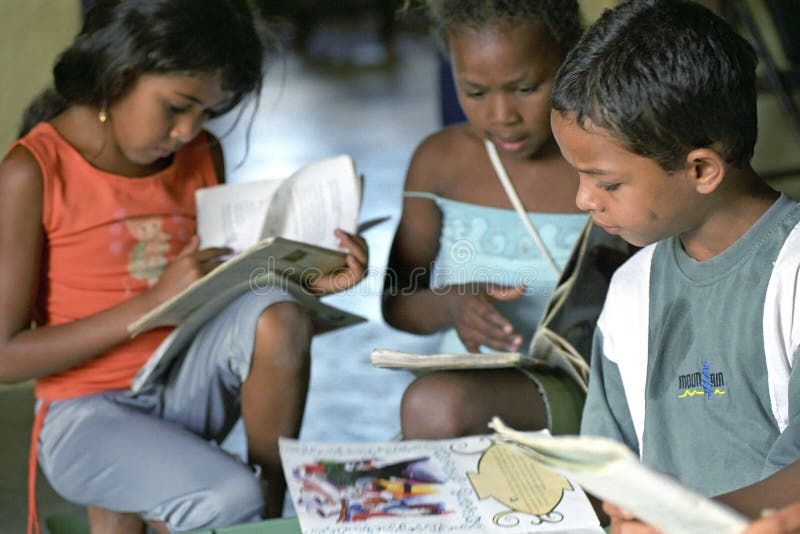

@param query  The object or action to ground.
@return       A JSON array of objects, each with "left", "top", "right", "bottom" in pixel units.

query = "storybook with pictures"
[{"left": 279, "top": 433, "right": 602, "bottom": 533}]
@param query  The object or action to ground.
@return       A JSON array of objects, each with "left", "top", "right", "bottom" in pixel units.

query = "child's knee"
[
  {"left": 159, "top": 471, "right": 264, "bottom": 531},
  {"left": 400, "top": 374, "right": 471, "bottom": 438},
  {"left": 252, "top": 302, "right": 312, "bottom": 366}
]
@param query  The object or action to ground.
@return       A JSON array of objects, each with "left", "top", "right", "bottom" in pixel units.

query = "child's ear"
[{"left": 684, "top": 147, "right": 726, "bottom": 195}]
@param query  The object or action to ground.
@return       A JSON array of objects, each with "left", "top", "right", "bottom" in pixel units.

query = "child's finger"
[
  {"left": 464, "top": 303, "right": 521, "bottom": 351},
  {"left": 479, "top": 328, "right": 523, "bottom": 352},
  {"left": 194, "top": 246, "right": 234, "bottom": 262},
  {"left": 345, "top": 252, "right": 367, "bottom": 275},
  {"left": 486, "top": 283, "right": 526, "bottom": 301},
  {"left": 175, "top": 235, "right": 199, "bottom": 259},
  {"left": 603, "top": 501, "right": 635, "bottom": 520},
  {"left": 336, "top": 229, "right": 368, "bottom": 265},
  {"left": 475, "top": 299, "right": 515, "bottom": 334}
]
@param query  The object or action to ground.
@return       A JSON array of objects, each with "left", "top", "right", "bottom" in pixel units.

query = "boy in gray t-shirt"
[{"left": 549, "top": 0, "right": 800, "bottom": 528}]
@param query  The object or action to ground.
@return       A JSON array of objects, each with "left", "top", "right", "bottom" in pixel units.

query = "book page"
[
  {"left": 280, "top": 433, "right": 602, "bottom": 533},
  {"left": 195, "top": 178, "right": 284, "bottom": 251},
  {"left": 489, "top": 418, "right": 749, "bottom": 534},
  {"left": 370, "top": 348, "right": 528, "bottom": 370},
  {"left": 261, "top": 154, "right": 360, "bottom": 249}
]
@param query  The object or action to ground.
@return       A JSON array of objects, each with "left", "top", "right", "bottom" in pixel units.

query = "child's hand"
[
  {"left": 603, "top": 501, "right": 661, "bottom": 534},
  {"left": 445, "top": 283, "right": 526, "bottom": 353},
  {"left": 148, "top": 236, "right": 232, "bottom": 305},
  {"left": 743, "top": 503, "right": 800, "bottom": 534},
  {"left": 305, "top": 229, "right": 368, "bottom": 296}
]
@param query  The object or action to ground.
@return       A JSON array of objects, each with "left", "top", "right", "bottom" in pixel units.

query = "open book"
[
  {"left": 129, "top": 155, "right": 367, "bottom": 392},
  {"left": 369, "top": 222, "right": 629, "bottom": 391},
  {"left": 489, "top": 418, "right": 749, "bottom": 534},
  {"left": 280, "top": 433, "right": 602, "bottom": 533}
]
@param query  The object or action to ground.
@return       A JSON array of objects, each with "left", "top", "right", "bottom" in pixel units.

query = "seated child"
[
  {"left": 549, "top": 0, "right": 800, "bottom": 524},
  {"left": 0, "top": 0, "right": 367, "bottom": 531},
  {"left": 382, "top": 0, "right": 594, "bottom": 438}
]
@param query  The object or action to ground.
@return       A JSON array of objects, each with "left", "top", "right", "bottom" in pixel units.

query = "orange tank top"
[{"left": 15, "top": 123, "right": 219, "bottom": 401}]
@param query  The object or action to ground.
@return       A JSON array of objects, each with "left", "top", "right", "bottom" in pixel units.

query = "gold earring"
[{"left": 98, "top": 108, "right": 108, "bottom": 123}]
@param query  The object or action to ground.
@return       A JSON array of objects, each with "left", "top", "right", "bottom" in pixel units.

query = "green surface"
[
  {"left": 46, "top": 514, "right": 301, "bottom": 534},
  {"left": 45, "top": 513, "right": 89, "bottom": 534},
  {"left": 194, "top": 517, "right": 302, "bottom": 534}
]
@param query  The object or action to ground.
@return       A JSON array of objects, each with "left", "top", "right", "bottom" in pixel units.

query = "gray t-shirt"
[{"left": 582, "top": 194, "right": 800, "bottom": 496}]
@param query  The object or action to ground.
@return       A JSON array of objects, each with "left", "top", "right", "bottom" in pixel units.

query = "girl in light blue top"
[{"left": 382, "top": 0, "right": 592, "bottom": 438}]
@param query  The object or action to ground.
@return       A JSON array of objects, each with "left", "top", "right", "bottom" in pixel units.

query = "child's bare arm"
[
  {"left": 716, "top": 460, "right": 800, "bottom": 519},
  {"left": 0, "top": 147, "right": 227, "bottom": 383},
  {"left": 381, "top": 136, "right": 524, "bottom": 352}
]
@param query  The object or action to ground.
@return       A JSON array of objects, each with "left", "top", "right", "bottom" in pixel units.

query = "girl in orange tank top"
[{"left": 0, "top": 1, "right": 368, "bottom": 532}]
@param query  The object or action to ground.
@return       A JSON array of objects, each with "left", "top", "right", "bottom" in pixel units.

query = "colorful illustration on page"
[{"left": 292, "top": 456, "right": 453, "bottom": 523}]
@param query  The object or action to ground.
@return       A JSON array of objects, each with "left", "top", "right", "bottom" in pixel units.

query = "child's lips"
[
  {"left": 595, "top": 222, "right": 622, "bottom": 235},
  {"left": 493, "top": 135, "right": 528, "bottom": 153},
  {"left": 155, "top": 144, "right": 180, "bottom": 158}
]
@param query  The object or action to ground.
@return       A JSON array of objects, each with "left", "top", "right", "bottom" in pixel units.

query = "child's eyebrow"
[
  {"left": 576, "top": 167, "right": 611, "bottom": 176},
  {"left": 176, "top": 91, "right": 233, "bottom": 112},
  {"left": 175, "top": 92, "right": 205, "bottom": 104},
  {"left": 459, "top": 73, "right": 536, "bottom": 89},
  {"left": 505, "top": 74, "right": 537, "bottom": 86}
]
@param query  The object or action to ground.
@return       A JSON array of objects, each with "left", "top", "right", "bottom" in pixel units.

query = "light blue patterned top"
[{"left": 406, "top": 191, "right": 587, "bottom": 352}]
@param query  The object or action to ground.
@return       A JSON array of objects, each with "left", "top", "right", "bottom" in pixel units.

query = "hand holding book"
[
  {"left": 128, "top": 154, "right": 365, "bottom": 337},
  {"left": 129, "top": 155, "right": 371, "bottom": 392},
  {"left": 303, "top": 228, "right": 368, "bottom": 296},
  {"left": 489, "top": 417, "right": 749, "bottom": 534}
]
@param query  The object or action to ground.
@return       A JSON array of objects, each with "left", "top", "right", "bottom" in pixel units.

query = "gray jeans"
[{"left": 37, "top": 288, "right": 295, "bottom": 532}]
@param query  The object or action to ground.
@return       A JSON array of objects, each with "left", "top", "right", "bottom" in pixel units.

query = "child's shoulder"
[
  {"left": 414, "top": 123, "right": 482, "bottom": 159},
  {"left": 0, "top": 144, "right": 44, "bottom": 210},
  {"left": 407, "top": 124, "right": 488, "bottom": 191}
]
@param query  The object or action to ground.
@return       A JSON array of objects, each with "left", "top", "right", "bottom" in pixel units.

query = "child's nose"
[
  {"left": 490, "top": 94, "right": 518, "bottom": 124},
  {"left": 575, "top": 177, "right": 599, "bottom": 212},
  {"left": 170, "top": 115, "right": 204, "bottom": 144}
]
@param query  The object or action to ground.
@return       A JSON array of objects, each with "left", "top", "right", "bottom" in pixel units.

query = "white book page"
[
  {"left": 370, "top": 348, "right": 525, "bottom": 370},
  {"left": 490, "top": 419, "right": 748, "bottom": 534},
  {"left": 260, "top": 154, "right": 360, "bottom": 249},
  {"left": 280, "top": 433, "right": 602, "bottom": 533},
  {"left": 573, "top": 460, "right": 747, "bottom": 534},
  {"left": 195, "top": 178, "right": 284, "bottom": 251}
]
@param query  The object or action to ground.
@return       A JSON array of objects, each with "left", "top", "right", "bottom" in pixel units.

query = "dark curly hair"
[
  {"left": 552, "top": 0, "right": 758, "bottom": 171},
  {"left": 19, "top": 0, "right": 267, "bottom": 138},
  {"left": 419, "top": 0, "right": 583, "bottom": 56}
]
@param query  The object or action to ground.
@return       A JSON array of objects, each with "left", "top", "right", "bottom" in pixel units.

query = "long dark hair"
[{"left": 19, "top": 0, "right": 266, "bottom": 138}]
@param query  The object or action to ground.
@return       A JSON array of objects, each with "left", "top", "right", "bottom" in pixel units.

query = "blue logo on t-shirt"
[{"left": 677, "top": 360, "right": 727, "bottom": 399}]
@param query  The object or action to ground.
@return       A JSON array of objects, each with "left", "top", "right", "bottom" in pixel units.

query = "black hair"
[
  {"left": 551, "top": 0, "right": 758, "bottom": 171},
  {"left": 18, "top": 0, "right": 266, "bottom": 138},
  {"left": 417, "top": 0, "right": 583, "bottom": 57}
]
